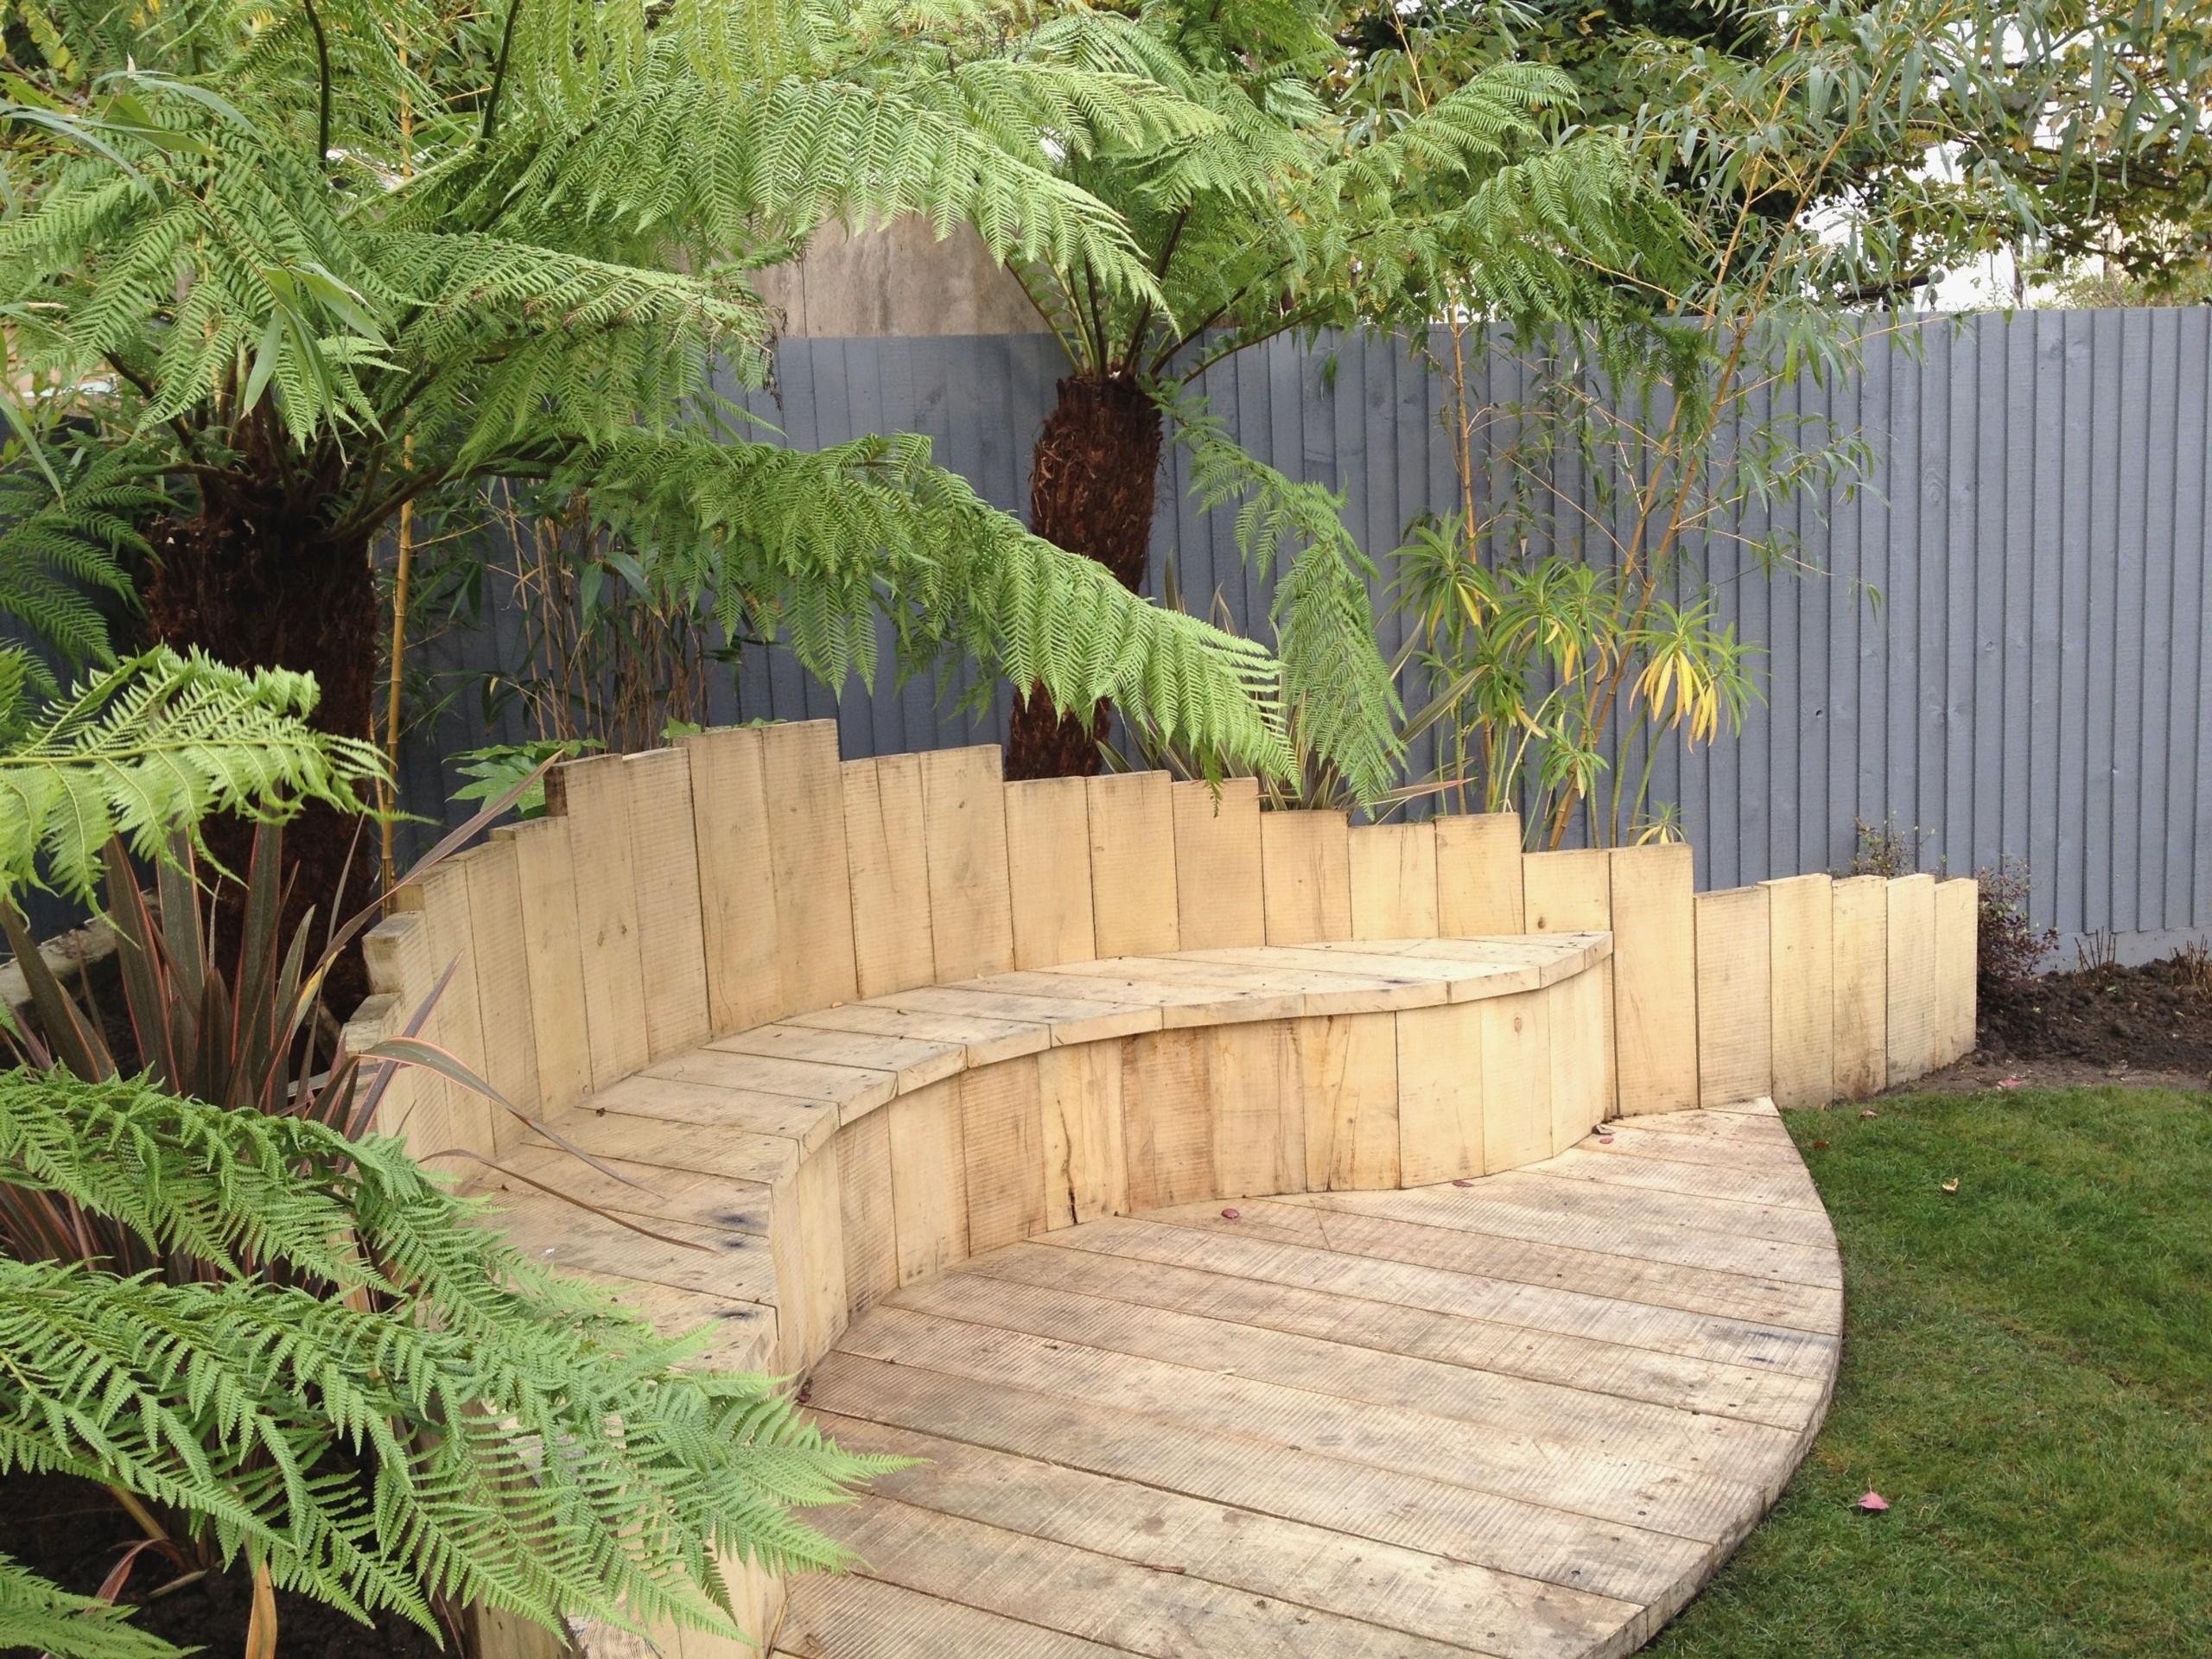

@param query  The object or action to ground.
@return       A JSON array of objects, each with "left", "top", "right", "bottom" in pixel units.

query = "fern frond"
[
  {"left": 0, "top": 647, "right": 387, "bottom": 908},
  {"left": 0, "top": 1550, "right": 183, "bottom": 1659},
  {"left": 0, "top": 1071, "right": 900, "bottom": 1645},
  {"left": 583, "top": 429, "right": 1291, "bottom": 776}
]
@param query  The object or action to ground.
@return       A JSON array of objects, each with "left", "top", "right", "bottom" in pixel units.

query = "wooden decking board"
[
  {"left": 801, "top": 1353, "right": 1716, "bottom": 1606},
  {"left": 958, "top": 1239, "right": 1831, "bottom": 1429},
  {"left": 1034, "top": 1216, "right": 1839, "bottom": 1380},
  {"left": 775, "top": 1573, "right": 1141, "bottom": 1658},
  {"left": 1471, "top": 1166, "right": 1837, "bottom": 1248},
  {"left": 806, "top": 1412, "right": 1642, "bottom": 1659},
  {"left": 823, "top": 1497, "right": 1491, "bottom": 1659},
  {"left": 1537, "top": 1145, "right": 1827, "bottom": 1211},
  {"left": 1294, "top": 1184, "right": 1843, "bottom": 1287},
  {"left": 831, "top": 1305, "right": 1770, "bottom": 1540},
  {"left": 887, "top": 1270, "right": 1802, "bottom": 1484},
  {"left": 1142, "top": 1198, "right": 1844, "bottom": 1334}
]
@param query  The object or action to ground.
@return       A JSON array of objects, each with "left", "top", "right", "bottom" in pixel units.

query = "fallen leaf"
[
  {"left": 1858, "top": 1491, "right": 1890, "bottom": 1513},
  {"left": 1220, "top": 1207, "right": 1242, "bottom": 1221},
  {"left": 1811, "top": 1139, "right": 1830, "bottom": 1150},
  {"left": 1997, "top": 1077, "right": 2027, "bottom": 1090},
  {"left": 1860, "top": 1109, "right": 1879, "bottom": 1119},
  {"left": 1941, "top": 1178, "right": 1959, "bottom": 1193},
  {"left": 1452, "top": 1179, "right": 1475, "bottom": 1188}
]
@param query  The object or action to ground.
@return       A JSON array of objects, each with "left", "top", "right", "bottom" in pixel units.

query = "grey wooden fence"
[{"left": 401, "top": 308, "right": 2212, "bottom": 954}]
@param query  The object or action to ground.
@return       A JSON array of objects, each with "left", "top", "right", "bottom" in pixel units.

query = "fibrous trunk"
[
  {"left": 144, "top": 500, "right": 378, "bottom": 1005},
  {"left": 1007, "top": 371, "right": 1162, "bottom": 779}
]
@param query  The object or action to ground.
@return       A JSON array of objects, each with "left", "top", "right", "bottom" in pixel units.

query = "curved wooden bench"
[
  {"left": 473, "top": 927, "right": 1611, "bottom": 1377},
  {"left": 339, "top": 721, "right": 1973, "bottom": 1655}
]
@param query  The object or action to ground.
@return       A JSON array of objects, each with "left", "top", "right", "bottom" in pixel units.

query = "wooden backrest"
[{"left": 347, "top": 720, "right": 1979, "bottom": 1160}]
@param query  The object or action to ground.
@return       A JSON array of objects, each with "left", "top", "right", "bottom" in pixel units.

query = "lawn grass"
[{"left": 1645, "top": 1086, "right": 2212, "bottom": 1658}]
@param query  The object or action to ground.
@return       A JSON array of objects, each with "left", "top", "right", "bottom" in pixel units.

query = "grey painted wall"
[{"left": 400, "top": 309, "right": 2212, "bottom": 950}]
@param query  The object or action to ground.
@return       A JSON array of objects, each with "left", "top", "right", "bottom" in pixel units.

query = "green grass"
[{"left": 1646, "top": 1087, "right": 2212, "bottom": 1658}]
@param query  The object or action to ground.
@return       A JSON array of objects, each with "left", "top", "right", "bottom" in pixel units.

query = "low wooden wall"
[
  {"left": 346, "top": 721, "right": 1976, "bottom": 1166},
  {"left": 341, "top": 720, "right": 1976, "bottom": 1654}
]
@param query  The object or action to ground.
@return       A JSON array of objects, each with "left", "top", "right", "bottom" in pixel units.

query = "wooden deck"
[{"left": 776, "top": 1099, "right": 1840, "bottom": 1659}]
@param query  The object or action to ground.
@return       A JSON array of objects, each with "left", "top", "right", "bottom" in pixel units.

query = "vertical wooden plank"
[
  {"left": 1522, "top": 848, "right": 1611, "bottom": 932},
  {"left": 1393, "top": 1002, "right": 1483, "bottom": 1186},
  {"left": 1119, "top": 1030, "right": 1216, "bottom": 1210},
  {"left": 1607, "top": 844, "right": 1699, "bottom": 1116},
  {"left": 760, "top": 721, "right": 859, "bottom": 1014},
  {"left": 1478, "top": 989, "right": 1553, "bottom": 1173},
  {"left": 1832, "top": 875, "right": 1890, "bottom": 1100},
  {"left": 404, "top": 860, "right": 498, "bottom": 1156},
  {"left": 1764, "top": 873, "right": 1837, "bottom": 1109},
  {"left": 1434, "top": 813, "right": 1524, "bottom": 935},
  {"left": 1294, "top": 1013, "right": 1400, "bottom": 1192},
  {"left": 886, "top": 1079, "right": 967, "bottom": 1286},
  {"left": 959, "top": 1057, "right": 1047, "bottom": 1255},
  {"left": 1206, "top": 1023, "right": 1304, "bottom": 1199},
  {"left": 1259, "top": 810, "right": 1353, "bottom": 944},
  {"left": 1348, "top": 823, "right": 1440, "bottom": 939},
  {"left": 1004, "top": 777, "right": 1096, "bottom": 969},
  {"left": 1695, "top": 887, "right": 1773, "bottom": 1109},
  {"left": 837, "top": 1109, "right": 899, "bottom": 1318},
  {"left": 460, "top": 836, "right": 541, "bottom": 1153},
  {"left": 625, "top": 747, "right": 712, "bottom": 1059},
  {"left": 360, "top": 911, "right": 448, "bottom": 1154},
  {"left": 502, "top": 817, "right": 594, "bottom": 1116},
  {"left": 843, "top": 755, "right": 936, "bottom": 996},
  {"left": 1885, "top": 872, "right": 1940, "bottom": 1083},
  {"left": 550, "top": 754, "right": 651, "bottom": 1090},
  {"left": 1037, "top": 1042, "right": 1127, "bottom": 1228},
  {"left": 1548, "top": 967, "right": 1610, "bottom": 1154},
  {"left": 923, "top": 746, "right": 1016, "bottom": 982},
  {"left": 1936, "top": 877, "right": 1980, "bottom": 1066},
  {"left": 1520, "top": 847, "right": 1612, "bottom": 1119},
  {"left": 791, "top": 1140, "right": 849, "bottom": 1367},
  {"left": 679, "top": 727, "right": 784, "bottom": 1035},
  {"left": 1171, "top": 778, "right": 1266, "bottom": 950},
  {"left": 1087, "top": 772, "right": 1179, "bottom": 957}
]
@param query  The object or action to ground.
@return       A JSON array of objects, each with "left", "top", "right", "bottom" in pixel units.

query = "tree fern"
[
  {"left": 0, "top": 0, "right": 1290, "bottom": 772},
  {"left": 0, "top": 1071, "right": 897, "bottom": 1645},
  {"left": 0, "top": 432, "right": 159, "bottom": 669},
  {"left": 0, "top": 646, "right": 386, "bottom": 906}
]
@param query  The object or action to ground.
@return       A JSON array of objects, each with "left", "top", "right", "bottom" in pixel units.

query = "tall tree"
[
  {"left": 990, "top": 0, "right": 1672, "bottom": 784},
  {"left": 0, "top": 0, "right": 1291, "bottom": 918}
]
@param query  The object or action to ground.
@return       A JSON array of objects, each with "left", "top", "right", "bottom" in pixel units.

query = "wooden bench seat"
[{"left": 477, "top": 931, "right": 1612, "bottom": 1381}]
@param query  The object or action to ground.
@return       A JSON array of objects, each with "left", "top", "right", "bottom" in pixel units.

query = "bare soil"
[
  {"left": 1899, "top": 951, "right": 2212, "bottom": 1097},
  {"left": 0, "top": 1471, "right": 448, "bottom": 1659}
]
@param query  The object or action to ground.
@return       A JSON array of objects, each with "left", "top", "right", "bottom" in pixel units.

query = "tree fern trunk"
[
  {"left": 1007, "top": 371, "right": 1162, "bottom": 779},
  {"left": 143, "top": 502, "right": 378, "bottom": 1006}
]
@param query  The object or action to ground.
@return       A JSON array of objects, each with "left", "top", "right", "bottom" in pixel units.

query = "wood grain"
[
  {"left": 1885, "top": 873, "right": 1939, "bottom": 1084},
  {"left": 1436, "top": 814, "right": 1525, "bottom": 935},
  {"left": 1004, "top": 777, "right": 1096, "bottom": 969},
  {"left": 679, "top": 726, "right": 784, "bottom": 1034},
  {"left": 1762, "top": 873, "right": 1835, "bottom": 1109},
  {"left": 1087, "top": 772, "right": 1179, "bottom": 957},
  {"left": 1830, "top": 875, "right": 1888, "bottom": 1099},
  {"left": 844, "top": 754, "right": 937, "bottom": 996},
  {"left": 625, "top": 747, "right": 712, "bottom": 1059},
  {"left": 1606, "top": 845, "right": 1698, "bottom": 1116},
  {"left": 923, "top": 746, "right": 1016, "bottom": 982},
  {"left": 1259, "top": 810, "right": 1353, "bottom": 944},
  {"left": 1694, "top": 887, "right": 1771, "bottom": 1109},
  {"left": 1171, "top": 778, "right": 1266, "bottom": 950},
  {"left": 1349, "top": 823, "right": 1440, "bottom": 940}
]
